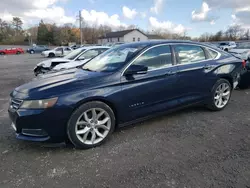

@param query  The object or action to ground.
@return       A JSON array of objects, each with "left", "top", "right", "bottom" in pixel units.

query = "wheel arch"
[{"left": 218, "top": 75, "right": 233, "bottom": 89}]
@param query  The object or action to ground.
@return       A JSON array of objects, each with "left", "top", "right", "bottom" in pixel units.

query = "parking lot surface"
[{"left": 0, "top": 54, "right": 250, "bottom": 188}]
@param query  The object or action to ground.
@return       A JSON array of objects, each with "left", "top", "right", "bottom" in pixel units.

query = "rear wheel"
[
  {"left": 67, "top": 101, "right": 115, "bottom": 149},
  {"left": 48, "top": 53, "right": 55, "bottom": 58},
  {"left": 30, "top": 50, "right": 34, "bottom": 54},
  {"left": 16, "top": 51, "right": 21, "bottom": 55},
  {"left": 0, "top": 52, "right": 5, "bottom": 55},
  {"left": 207, "top": 79, "right": 232, "bottom": 111}
]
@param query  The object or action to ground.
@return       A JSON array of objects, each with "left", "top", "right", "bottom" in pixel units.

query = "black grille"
[{"left": 10, "top": 98, "right": 23, "bottom": 111}]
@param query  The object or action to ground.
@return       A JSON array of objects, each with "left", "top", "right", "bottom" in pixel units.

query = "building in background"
[
  {"left": 147, "top": 34, "right": 165, "bottom": 41},
  {"left": 98, "top": 29, "right": 164, "bottom": 45}
]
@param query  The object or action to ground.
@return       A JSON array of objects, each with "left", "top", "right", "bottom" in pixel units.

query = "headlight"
[{"left": 20, "top": 97, "right": 58, "bottom": 109}]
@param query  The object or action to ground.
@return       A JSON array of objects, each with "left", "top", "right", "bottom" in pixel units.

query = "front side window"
[
  {"left": 55, "top": 47, "right": 62, "bottom": 51},
  {"left": 64, "top": 48, "right": 71, "bottom": 51},
  {"left": 98, "top": 48, "right": 108, "bottom": 54},
  {"left": 174, "top": 45, "right": 206, "bottom": 64},
  {"left": 64, "top": 48, "right": 86, "bottom": 60},
  {"left": 132, "top": 45, "right": 172, "bottom": 70},
  {"left": 78, "top": 49, "right": 99, "bottom": 60}
]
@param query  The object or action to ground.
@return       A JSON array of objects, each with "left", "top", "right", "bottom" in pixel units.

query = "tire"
[
  {"left": 238, "top": 72, "right": 250, "bottom": 89},
  {"left": 207, "top": 79, "right": 232, "bottom": 111},
  {"left": 30, "top": 50, "right": 34, "bottom": 54},
  {"left": 67, "top": 101, "right": 115, "bottom": 149},
  {"left": 48, "top": 53, "right": 55, "bottom": 58},
  {"left": 16, "top": 51, "right": 21, "bottom": 55},
  {"left": 224, "top": 48, "right": 228, "bottom": 52},
  {"left": 0, "top": 52, "right": 5, "bottom": 55}
]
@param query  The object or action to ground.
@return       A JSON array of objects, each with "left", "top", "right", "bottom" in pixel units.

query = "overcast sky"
[{"left": 0, "top": 0, "right": 249, "bottom": 37}]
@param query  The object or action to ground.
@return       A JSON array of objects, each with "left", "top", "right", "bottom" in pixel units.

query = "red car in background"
[{"left": 0, "top": 48, "right": 24, "bottom": 55}]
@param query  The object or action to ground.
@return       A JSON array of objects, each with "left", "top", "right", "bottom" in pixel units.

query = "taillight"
[{"left": 242, "top": 60, "right": 246, "bottom": 68}]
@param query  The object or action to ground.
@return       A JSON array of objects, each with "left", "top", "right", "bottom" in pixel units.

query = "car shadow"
[
  {"left": 6, "top": 105, "right": 210, "bottom": 151},
  {"left": 116, "top": 105, "right": 209, "bottom": 132}
]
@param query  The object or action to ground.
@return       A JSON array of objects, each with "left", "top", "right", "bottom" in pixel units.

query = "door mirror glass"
[{"left": 124, "top": 64, "right": 148, "bottom": 75}]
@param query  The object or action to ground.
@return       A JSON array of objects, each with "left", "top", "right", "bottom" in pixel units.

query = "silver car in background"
[
  {"left": 34, "top": 46, "right": 110, "bottom": 76},
  {"left": 229, "top": 42, "right": 250, "bottom": 60}
]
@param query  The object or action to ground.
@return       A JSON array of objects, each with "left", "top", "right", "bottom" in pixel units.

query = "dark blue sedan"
[{"left": 8, "top": 41, "right": 244, "bottom": 149}]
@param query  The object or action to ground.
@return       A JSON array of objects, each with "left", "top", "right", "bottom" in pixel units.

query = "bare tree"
[
  {"left": 244, "top": 29, "right": 250, "bottom": 40},
  {"left": 225, "top": 25, "right": 243, "bottom": 40}
]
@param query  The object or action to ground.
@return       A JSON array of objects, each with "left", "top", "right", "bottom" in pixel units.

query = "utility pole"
[{"left": 79, "top": 10, "right": 83, "bottom": 45}]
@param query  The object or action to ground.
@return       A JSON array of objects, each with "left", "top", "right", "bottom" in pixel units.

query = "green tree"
[
  {"left": 37, "top": 20, "right": 49, "bottom": 44},
  {"left": 12, "top": 17, "right": 23, "bottom": 34}
]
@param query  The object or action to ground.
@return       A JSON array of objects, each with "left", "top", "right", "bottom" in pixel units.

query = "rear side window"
[
  {"left": 207, "top": 48, "right": 219, "bottom": 59},
  {"left": 132, "top": 45, "right": 172, "bottom": 70},
  {"left": 56, "top": 48, "right": 62, "bottom": 51},
  {"left": 174, "top": 45, "right": 206, "bottom": 64}
]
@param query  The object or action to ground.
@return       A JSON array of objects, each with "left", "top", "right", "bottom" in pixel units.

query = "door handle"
[{"left": 165, "top": 70, "right": 177, "bottom": 76}]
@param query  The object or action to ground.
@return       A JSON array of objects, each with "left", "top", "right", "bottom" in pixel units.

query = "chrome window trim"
[
  {"left": 121, "top": 43, "right": 173, "bottom": 75},
  {"left": 121, "top": 43, "right": 222, "bottom": 76},
  {"left": 171, "top": 43, "right": 221, "bottom": 62}
]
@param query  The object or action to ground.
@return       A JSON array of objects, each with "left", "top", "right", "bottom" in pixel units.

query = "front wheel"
[
  {"left": 48, "top": 53, "right": 55, "bottom": 58},
  {"left": 207, "top": 79, "right": 232, "bottom": 111},
  {"left": 16, "top": 51, "right": 21, "bottom": 55},
  {"left": 67, "top": 101, "right": 115, "bottom": 149}
]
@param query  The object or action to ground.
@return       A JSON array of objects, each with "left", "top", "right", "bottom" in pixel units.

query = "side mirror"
[
  {"left": 124, "top": 64, "right": 148, "bottom": 75},
  {"left": 77, "top": 57, "right": 85, "bottom": 61}
]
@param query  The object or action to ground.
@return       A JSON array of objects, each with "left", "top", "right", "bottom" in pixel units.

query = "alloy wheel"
[
  {"left": 214, "top": 83, "right": 231, "bottom": 108},
  {"left": 75, "top": 108, "right": 111, "bottom": 145}
]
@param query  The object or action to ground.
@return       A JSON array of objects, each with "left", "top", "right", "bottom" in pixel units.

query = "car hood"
[
  {"left": 37, "top": 58, "right": 71, "bottom": 68},
  {"left": 53, "top": 59, "right": 90, "bottom": 70},
  {"left": 13, "top": 69, "right": 111, "bottom": 99}
]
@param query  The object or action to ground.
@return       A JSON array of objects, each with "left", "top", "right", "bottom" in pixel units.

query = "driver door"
[
  {"left": 120, "top": 45, "right": 179, "bottom": 122},
  {"left": 55, "top": 47, "right": 63, "bottom": 56}
]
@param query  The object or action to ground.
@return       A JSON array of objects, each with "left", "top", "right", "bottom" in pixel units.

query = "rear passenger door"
[{"left": 173, "top": 44, "right": 219, "bottom": 104}]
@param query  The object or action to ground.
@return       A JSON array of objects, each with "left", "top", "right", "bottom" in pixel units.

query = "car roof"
[
  {"left": 116, "top": 40, "right": 220, "bottom": 49},
  {"left": 79, "top": 46, "right": 110, "bottom": 50}
]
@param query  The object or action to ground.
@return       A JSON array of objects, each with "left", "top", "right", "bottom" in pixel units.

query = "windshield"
[
  {"left": 64, "top": 48, "right": 86, "bottom": 60},
  {"left": 82, "top": 44, "right": 147, "bottom": 72}
]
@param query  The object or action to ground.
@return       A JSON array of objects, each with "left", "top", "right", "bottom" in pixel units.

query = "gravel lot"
[{"left": 0, "top": 54, "right": 250, "bottom": 188}]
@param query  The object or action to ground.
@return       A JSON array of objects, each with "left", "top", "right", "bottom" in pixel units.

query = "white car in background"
[
  {"left": 41, "top": 46, "right": 73, "bottom": 58},
  {"left": 229, "top": 42, "right": 250, "bottom": 60},
  {"left": 34, "top": 46, "right": 110, "bottom": 76},
  {"left": 218, "top": 41, "right": 237, "bottom": 51}
]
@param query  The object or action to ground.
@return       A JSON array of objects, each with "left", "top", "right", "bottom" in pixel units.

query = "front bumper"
[
  {"left": 34, "top": 66, "right": 51, "bottom": 76},
  {"left": 8, "top": 107, "right": 71, "bottom": 143}
]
